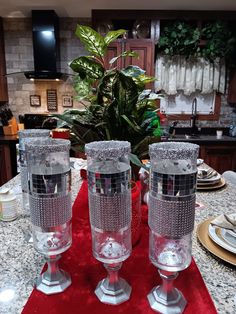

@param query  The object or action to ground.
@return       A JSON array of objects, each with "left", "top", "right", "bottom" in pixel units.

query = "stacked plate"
[
  {"left": 197, "top": 214, "right": 236, "bottom": 266},
  {"left": 197, "top": 167, "right": 225, "bottom": 191},
  {"left": 209, "top": 214, "right": 236, "bottom": 254}
]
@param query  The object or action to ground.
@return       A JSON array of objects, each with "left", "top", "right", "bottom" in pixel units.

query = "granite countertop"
[{"left": 0, "top": 159, "right": 236, "bottom": 314}]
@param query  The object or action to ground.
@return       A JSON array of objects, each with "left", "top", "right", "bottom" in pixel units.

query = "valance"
[{"left": 154, "top": 55, "right": 226, "bottom": 96}]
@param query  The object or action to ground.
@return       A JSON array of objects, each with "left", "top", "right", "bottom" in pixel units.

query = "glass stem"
[
  {"left": 158, "top": 269, "right": 179, "bottom": 298},
  {"left": 44, "top": 255, "right": 62, "bottom": 282},
  {"left": 104, "top": 262, "right": 122, "bottom": 286}
]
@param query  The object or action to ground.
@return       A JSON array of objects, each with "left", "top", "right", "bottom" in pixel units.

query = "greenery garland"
[{"left": 157, "top": 20, "right": 236, "bottom": 62}]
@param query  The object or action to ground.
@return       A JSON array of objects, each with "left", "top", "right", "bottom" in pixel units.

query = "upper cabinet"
[
  {"left": 104, "top": 39, "right": 154, "bottom": 77},
  {"left": 0, "top": 17, "right": 8, "bottom": 102}
]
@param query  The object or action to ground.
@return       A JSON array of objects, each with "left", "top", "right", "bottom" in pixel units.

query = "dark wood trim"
[
  {"left": 166, "top": 93, "right": 221, "bottom": 121},
  {"left": 92, "top": 10, "right": 236, "bottom": 26}
]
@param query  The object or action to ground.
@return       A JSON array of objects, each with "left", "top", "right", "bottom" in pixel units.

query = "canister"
[{"left": 0, "top": 188, "right": 18, "bottom": 221}]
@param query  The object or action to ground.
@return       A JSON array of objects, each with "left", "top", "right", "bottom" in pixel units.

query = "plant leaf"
[
  {"left": 70, "top": 56, "right": 104, "bottom": 79},
  {"left": 104, "top": 29, "right": 127, "bottom": 45},
  {"left": 109, "top": 51, "right": 139, "bottom": 65},
  {"left": 121, "top": 65, "right": 145, "bottom": 77},
  {"left": 129, "top": 153, "right": 149, "bottom": 171},
  {"left": 75, "top": 25, "right": 106, "bottom": 57}
]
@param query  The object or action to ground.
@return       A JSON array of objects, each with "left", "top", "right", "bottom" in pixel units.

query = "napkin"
[
  {"left": 197, "top": 169, "right": 209, "bottom": 179},
  {"left": 197, "top": 168, "right": 217, "bottom": 180},
  {"left": 211, "top": 214, "right": 236, "bottom": 232}
]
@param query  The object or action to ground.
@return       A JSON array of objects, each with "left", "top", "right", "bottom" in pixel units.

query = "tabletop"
[{"left": 0, "top": 158, "right": 235, "bottom": 314}]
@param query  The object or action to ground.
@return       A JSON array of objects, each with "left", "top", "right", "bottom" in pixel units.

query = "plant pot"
[{"left": 51, "top": 128, "right": 70, "bottom": 139}]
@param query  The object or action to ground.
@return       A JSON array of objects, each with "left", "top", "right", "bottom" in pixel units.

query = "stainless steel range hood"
[{"left": 24, "top": 10, "right": 65, "bottom": 80}]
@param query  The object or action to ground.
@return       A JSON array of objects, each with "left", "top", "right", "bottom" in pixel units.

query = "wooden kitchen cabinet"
[
  {"left": 199, "top": 144, "right": 236, "bottom": 174},
  {"left": 104, "top": 39, "right": 154, "bottom": 76},
  {"left": 0, "top": 144, "right": 12, "bottom": 186},
  {"left": 0, "top": 17, "right": 8, "bottom": 102}
]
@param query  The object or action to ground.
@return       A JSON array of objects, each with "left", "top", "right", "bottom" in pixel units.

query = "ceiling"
[{"left": 1, "top": 0, "right": 236, "bottom": 18}]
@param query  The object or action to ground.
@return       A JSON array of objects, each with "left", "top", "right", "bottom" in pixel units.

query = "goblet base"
[
  {"left": 147, "top": 286, "right": 186, "bottom": 314},
  {"left": 35, "top": 255, "right": 71, "bottom": 295},
  {"left": 95, "top": 277, "right": 131, "bottom": 305},
  {"left": 35, "top": 269, "right": 71, "bottom": 295}
]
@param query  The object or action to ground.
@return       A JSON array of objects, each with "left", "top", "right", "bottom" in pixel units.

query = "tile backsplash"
[{"left": 3, "top": 17, "right": 90, "bottom": 118}]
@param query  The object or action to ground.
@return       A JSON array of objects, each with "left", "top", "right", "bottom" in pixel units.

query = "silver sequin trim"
[
  {"left": 148, "top": 194, "right": 196, "bottom": 238},
  {"left": 29, "top": 193, "right": 72, "bottom": 228},
  {"left": 88, "top": 192, "right": 131, "bottom": 231}
]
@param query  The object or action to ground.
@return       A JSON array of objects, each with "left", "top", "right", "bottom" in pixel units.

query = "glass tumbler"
[
  {"left": 26, "top": 138, "right": 72, "bottom": 295},
  {"left": 18, "top": 129, "right": 50, "bottom": 242},
  {"left": 147, "top": 142, "right": 199, "bottom": 313},
  {"left": 85, "top": 140, "right": 132, "bottom": 305}
]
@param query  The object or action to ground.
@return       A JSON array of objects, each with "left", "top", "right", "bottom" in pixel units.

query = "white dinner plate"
[
  {"left": 208, "top": 223, "right": 236, "bottom": 254},
  {"left": 221, "top": 229, "right": 236, "bottom": 248}
]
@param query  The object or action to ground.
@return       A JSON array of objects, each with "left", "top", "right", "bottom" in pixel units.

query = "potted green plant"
[{"left": 55, "top": 25, "right": 162, "bottom": 169}]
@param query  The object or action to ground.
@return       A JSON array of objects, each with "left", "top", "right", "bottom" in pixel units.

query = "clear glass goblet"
[
  {"left": 85, "top": 140, "right": 132, "bottom": 305},
  {"left": 18, "top": 129, "right": 50, "bottom": 242},
  {"left": 147, "top": 142, "right": 199, "bottom": 313},
  {"left": 25, "top": 138, "right": 72, "bottom": 295}
]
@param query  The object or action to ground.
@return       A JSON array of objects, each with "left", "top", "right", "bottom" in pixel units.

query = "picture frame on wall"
[
  {"left": 62, "top": 95, "right": 73, "bottom": 108},
  {"left": 30, "top": 95, "right": 41, "bottom": 107},
  {"left": 47, "top": 89, "right": 58, "bottom": 111}
]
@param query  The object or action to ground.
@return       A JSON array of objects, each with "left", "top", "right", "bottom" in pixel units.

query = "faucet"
[{"left": 190, "top": 98, "right": 198, "bottom": 136}]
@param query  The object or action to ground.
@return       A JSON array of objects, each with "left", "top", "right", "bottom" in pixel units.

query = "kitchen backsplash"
[
  {"left": 3, "top": 17, "right": 90, "bottom": 117},
  {"left": 3, "top": 17, "right": 236, "bottom": 127}
]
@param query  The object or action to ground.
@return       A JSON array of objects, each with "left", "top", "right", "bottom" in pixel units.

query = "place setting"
[
  {"left": 197, "top": 213, "right": 236, "bottom": 266},
  {"left": 196, "top": 165, "right": 226, "bottom": 191}
]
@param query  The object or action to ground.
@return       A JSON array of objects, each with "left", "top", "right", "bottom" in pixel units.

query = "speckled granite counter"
[{"left": 0, "top": 159, "right": 235, "bottom": 314}]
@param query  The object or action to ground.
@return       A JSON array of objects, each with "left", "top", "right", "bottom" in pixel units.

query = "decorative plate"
[
  {"left": 208, "top": 222, "right": 236, "bottom": 254},
  {"left": 197, "top": 178, "right": 226, "bottom": 191},
  {"left": 197, "top": 218, "right": 236, "bottom": 266}
]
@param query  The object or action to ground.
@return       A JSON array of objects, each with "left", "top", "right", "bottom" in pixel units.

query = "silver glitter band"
[
  {"left": 20, "top": 165, "right": 28, "bottom": 193},
  {"left": 85, "top": 141, "right": 131, "bottom": 160},
  {"left": 25, "top": 138, "right": 71, "bottom": 154},
  {"left": 148, "top": 194, "right": 196, "bottom": 238},
  {"left": 18, "top": 129, "right": 50, "bottom": 138},
  {"left": 29, "top": 193, "right": 72, "bottom": 228},
  {"left": 149, "top": 142, "right": 199, "bottom": 162},
  {"left": 88, "top": 192, "right": 131, "bottom": 231}
]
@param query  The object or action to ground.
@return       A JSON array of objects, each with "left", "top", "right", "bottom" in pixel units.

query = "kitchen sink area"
[
  {"left": 165, "top": 127, "right": 236, "bottom": 174},
  {"left": 170, "top": 133, "right": 236, "bottom": 142}
]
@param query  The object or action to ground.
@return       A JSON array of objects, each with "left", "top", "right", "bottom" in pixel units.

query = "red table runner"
[{"left": 22, "top": 181, "right": 217, "bottom": 314}]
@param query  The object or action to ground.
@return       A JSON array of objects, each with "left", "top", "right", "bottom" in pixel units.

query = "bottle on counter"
[{"left": 0, "top": 188, "right": 18, "bottom": 221}]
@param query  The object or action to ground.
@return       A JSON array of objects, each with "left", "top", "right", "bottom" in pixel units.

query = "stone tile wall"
[{"left": 3, "top": 17, "right": 90, "bottom": 118}]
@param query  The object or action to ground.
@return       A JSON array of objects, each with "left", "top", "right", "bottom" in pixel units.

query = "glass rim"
[
  {"left": 18, "top": 129, "right": 50, "bottom": 138},
  {"left": 85, "top": 140, "right": 131, "bottom": 159},
  {"left": 25, "top": 138, "right": 71, "bottom": 153},
  {"left": 149, "top": 141, "right": 199, "bottom": 160}
]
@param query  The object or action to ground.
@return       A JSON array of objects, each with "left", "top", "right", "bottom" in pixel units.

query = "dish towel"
[{"left": 22, "top": 180, "right": 217, "bottom": 314}]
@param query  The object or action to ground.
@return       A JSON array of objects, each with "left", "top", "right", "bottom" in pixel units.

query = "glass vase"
[
  {"left": 85, "top": 140, "right": 132, "bottom": 305},
  {"left": 25, "top": 138, "right": 72, "bottom": 295},
  {"left": 147, "top": 142, "right": 199, "bottom": 313},
  {"left": 18, "top": 129, "right": 50, "bottom": 242}
]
